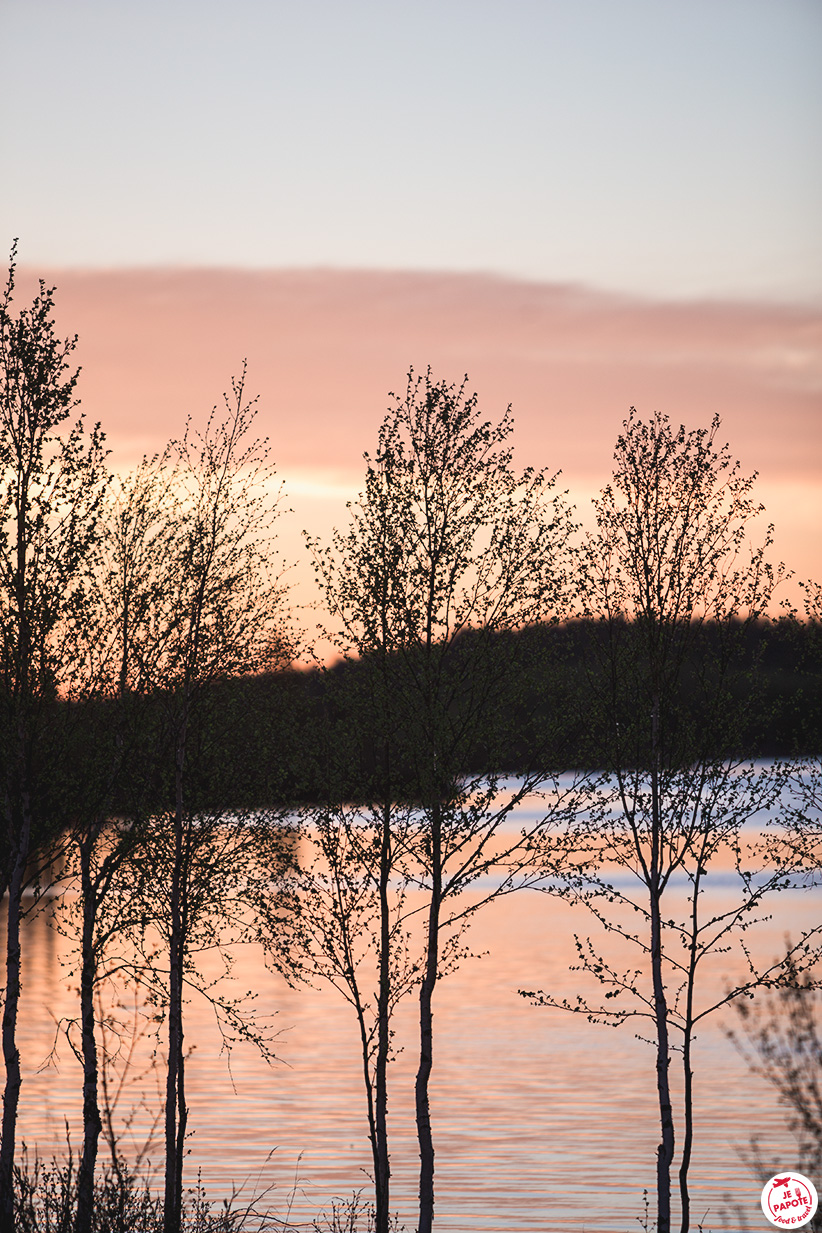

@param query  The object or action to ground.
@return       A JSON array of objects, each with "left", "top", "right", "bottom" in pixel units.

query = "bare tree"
[
  {"left": 50, "top": 456, "right": 182, "bottom": 1233},
  {"left": 0, "top": 243, "right": 108, "bottom": 1226},
  {"left": 285, "top": 439, "right": 438, "bottom": 1233},
  {"left": 108, "top": 370, "right": 294, "bottom": 1233},
  {"left": 521, "top": 410, "right": 822, "bottom": 1233},
  {"left": 306, "top": 369, "right": 582, "bottom": 1233}
]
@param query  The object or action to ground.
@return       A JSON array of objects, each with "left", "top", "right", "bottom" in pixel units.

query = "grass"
[{"left": 12, "top": 1148, "right": 391, "bottom": 1233}]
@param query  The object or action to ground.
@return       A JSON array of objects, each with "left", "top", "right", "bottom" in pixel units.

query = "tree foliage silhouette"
[
  {"left": 0, "top": 243, "right": 108, "bottom": 1226},
  {"left": 114, "top": 373, "right": 294, "bottom": 1233},
  {"left": 522, "top": 409, "right": 821, "bottom": 1233},
  {"left": 302, "top": 369, "right": 582, "bottom": 1233}
]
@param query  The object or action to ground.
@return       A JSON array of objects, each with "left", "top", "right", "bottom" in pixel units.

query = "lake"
[{"left": 8, "top": 772, "right": 820, "bottom": 1232}]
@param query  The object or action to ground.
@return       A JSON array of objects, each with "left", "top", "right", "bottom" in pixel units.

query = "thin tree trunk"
[
  {"left": 650, "top": 699, "right": 674, "bottom": 1233},
  {"left": 0, "top": 443, "right": 34, "bottom": 1231},
  {"left": 349, "top": 792, "right": 392, "bottom": 1231},
  {"left": 0, "top": 819, "right": 29, "bottom": 1229},
  {"left": 163, "top": 793, "right": 186, "bottom": 1233},
  {"left": 336, "top": 830, "right": 384, "bottom": 1230},
  {"left": 372, "top": 616, "right": 394, "bottom": 1233},
  {"left": 374, "top": 797, "right": 392, "bottom": 1233},
  {"left": 651, "top": 888, "right": 674, "bottom": 1233},
  {"left": 175, "top": 1032, "right": 187, "bottom": 1209},
  {"left": 678, "top": 1028, "right": 694, "bottom": 1233},
  {"left": 678, "top": 868, "right": 701, "bottom": 1233},
  {"left": 416, "top": 803, "right": 441, "bottom": 1233},
  {"left": 356, "top": 997, "right": 380, "bottom": 1212},
  {"left": 75, "top": 839, "right": 102, "bottom": 1233}
]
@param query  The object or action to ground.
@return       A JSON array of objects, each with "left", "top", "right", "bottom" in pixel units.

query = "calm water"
[{"left": 8, "top": 780, "right": 819, "bottom": 1232}]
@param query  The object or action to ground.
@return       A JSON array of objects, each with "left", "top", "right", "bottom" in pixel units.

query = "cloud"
[{"left": 17, "top": 266, "right": 822, "bottom": 591}]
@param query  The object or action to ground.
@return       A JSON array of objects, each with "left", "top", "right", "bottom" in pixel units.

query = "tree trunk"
[
  {"left": 678, "top": 1029, "right": 694, "bottom": 1233},
  {"left": 163, "top": 802, "right": 186, "bottom": 1233},
  {"left": 651, "top": 887, "right": 674, "bottom": 1233},
  {"left": 175, "top": 1033, "right": 187, "bottom": 1210},
  {"left": 356, "top": 1002, "right": 380, "bottom": 1221},
  {"left": 678, "top": 881, "right": 700, "bottom": 1233},
  {"left": 416, "top": 803, "right": 441, "bottom": 1233},
  {"left": 650, "top": 699, "right": 674, "bottom": 1233},
  {"left": 374, "top": 798, "right": 392, "bottom": 1233},
  {"left": 0, "top": 806, "right": 31, "bottom": 1229},
  {"left": 346, "top": 815, "right": 389, "bottom": 1233},
  {"left": 75, "top": 840, "right": 102, "bottom": 1233}
]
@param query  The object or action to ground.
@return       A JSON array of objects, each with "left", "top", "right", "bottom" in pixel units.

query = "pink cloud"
[{"left": 16, "top": 267, "right": 822, "bottom": 595}]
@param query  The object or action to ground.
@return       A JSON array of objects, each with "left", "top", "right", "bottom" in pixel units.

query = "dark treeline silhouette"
[
  {"left": 20, "top": 616, "right": 822, "bottom": 832},
  {"left": 97, "top": 616, "right": 814, "bottom": 810}
]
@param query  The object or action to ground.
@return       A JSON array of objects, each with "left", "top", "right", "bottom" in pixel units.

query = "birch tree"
[
  {"left": 522, "top": 410, "right": 821, "bottom": 1233},
  {"left": 307, "top": 369, "right": 581, "bottom": 1233},
  {"left": 0, "top": 244, "right": 108, "bottom": 1226},
  {"left": 115, "top": 371, "right": 294, "bottom": 1233},
  {"left": 264, "top": 551, "right": 424, "bottom": 1233},
  {"left": 58, "top": 456, "right": 181, "bottom": 1233}
]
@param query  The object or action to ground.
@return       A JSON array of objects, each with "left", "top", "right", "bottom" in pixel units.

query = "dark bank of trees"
[
  {"left": 90, "top": 613, "right": 816, "bottom": 818},
  {"left": 201, "top": 613, "right": 822, "bottom": 801},
  {"left": 1, "top": 249, "right": 820, "bottom": 1233}
]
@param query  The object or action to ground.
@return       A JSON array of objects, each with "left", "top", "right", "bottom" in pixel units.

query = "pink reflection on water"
[{"left": 10, "top": 863, "right": 813, "bottom": 1230}]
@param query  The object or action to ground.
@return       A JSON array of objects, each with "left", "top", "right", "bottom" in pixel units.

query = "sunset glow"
[{"left": 17, "top": 267, "right": 821, "bottom": 621}]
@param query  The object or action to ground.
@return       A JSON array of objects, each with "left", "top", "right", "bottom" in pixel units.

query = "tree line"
[
  {"left": 183, "top": 616, "right": 820, "bottom": 805},
  {"left": 1, "top": 245, "right": 820, "bottom": 1233}
]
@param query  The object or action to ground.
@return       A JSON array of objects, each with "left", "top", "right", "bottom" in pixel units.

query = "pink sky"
[{"left": 20, "top": 267, "right": 822, "bottom": 617}]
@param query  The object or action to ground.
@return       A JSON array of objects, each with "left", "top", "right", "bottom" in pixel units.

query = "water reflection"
[{"left": 6, "top": 786, "right": 818, "bottom": 1232}]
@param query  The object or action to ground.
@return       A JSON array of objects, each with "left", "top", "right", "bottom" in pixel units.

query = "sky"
[
  {"left": 2, "top": 0, "right": 821, "bottom": 623},
  {"left": 4, "top": 0, "right": 821, "bottom": 300}
]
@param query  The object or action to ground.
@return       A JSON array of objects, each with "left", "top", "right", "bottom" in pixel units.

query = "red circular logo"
[{"left": 761, "top": 1172, "right": 818, "bottom": 1228}]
